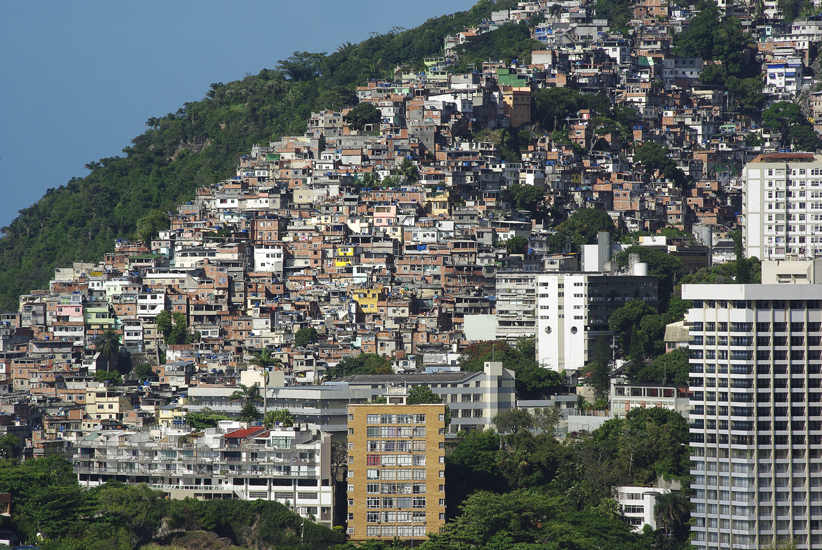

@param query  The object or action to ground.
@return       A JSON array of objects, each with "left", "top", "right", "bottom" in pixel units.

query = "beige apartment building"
[
  {"left": 85, "top": 384, "right": 132, "bottom": 422},
  {"left": 346, "top": 394, "right": 446, "bottom": 541}
]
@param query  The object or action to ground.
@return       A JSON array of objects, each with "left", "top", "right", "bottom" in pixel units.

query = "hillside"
[{"left": 0, "top": 0, "right": 519, "bottom": 312}]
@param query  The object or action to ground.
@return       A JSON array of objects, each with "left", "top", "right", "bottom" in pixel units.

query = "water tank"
[{"left": 634, "top": 262, "right": 648, "bottom": 276}]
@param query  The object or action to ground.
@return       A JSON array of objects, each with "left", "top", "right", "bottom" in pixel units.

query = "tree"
[
  {"left": 762, "top": 101, "right": 817, "bottom": 149},
  {"left": 133, "top": 363, "right": 154, "bottom": 381},
  {"left": 0, "top": 434, "right": 20, "bottom": 459},
  {"left": 407, "top": 385, "right": 441, "bottom": 405},
  {"left": 582, "top": 335, "right": 611, "bottom": 401},
  {"left": 156, "top": 310, "right": 191, "bottom": 345},
  {"left": 325, "top": 353, "right": 392, "bottom": 379},
  {"left": 616, "top": 246, "right": 683, "bottom": 310},
  {"left": 549, "top": 208, "right": 616, "bottom": 253},
  {"left": 653, "top": 491, "right": 689, "bottom": 539},
  {"left": 726, "top": 76, "right": 766, "bottom": 114},
  {"left": 264, "top": 409, "right": 295, "bottom": 428},
  {"left": 135, "top": 209, "right": 169, "bottom": 245},
  {"left": 508, "top": 183, "right": 546, "bottom": 219},
  {"left": 394, "top": 158, "right": 419, "bottom": 183},
  {"left": 635, "top": 348, "right": 690, "bottom": 385},
  {"left": 532, "top": 405, "right": 563, "bottom": 436},
  {"left": 345, "top": 102, "right": 380, "bottom": 131},
  {"left": 700, "top": 62, "right": 727, "bottom": 85},
  {"left": 294, "top": 327, "right": 318, "bottom": 348},
  {"left": 228, "top": 384, "right": 262, "bottom": 408},
  {"left": 358, "top": 171, "right": 381, "bottom": 189},
  {"left": 492, "top": 408, "right": 534, "bottom": 434},
  {"left": 94, "top": 370, "right": 123, "bottom": 385},
  {"left": 249, "top": 349, "right": 283, "bottom": 418},
  {"left": 673, "top": 0, "right": 755, "bottom": 78},
  {"left": 633, "top": 142, "right": 688, "bottom": 189},
  {"left": 276, "top": 51, "right": 326, "bottom": 81},
  {"left": 95, "top": 483, "right": 166, "bottom": 548},
  {"left": 238, "top": 402, "right": 262, "bottom": 423},
  {"left": 609, "top": 299, "right": 657, "bottom": 356},
  {"left": 95, "top": 327, "right": 121, "bottom": 372},
  {"left": 446, "top": 430, "right": 507, "bottom": 515},
  {"left": 788, "top": 123, "right": 822, "bottom": 152},
  {"left": 156, "top": 310, "right": 173, "bottom": 340},
  {"left": 502, "top": 235, "right": 529, "bottom": 254},
  {"left": 422, "top": 490, "right": 649, "bottom": 550},
  {"left": 595, "top": 0, "right": 634, "bottom": 29},
  {"left": 459, "top": 340, "right": 563, "bottom": 399},
  {"left": 407, "top": 385, "right": 451, "bottom": 426},
  {"left": 731, "top": 229, "right": 753, "bottom": 283},
  {"left": 186, "top": 409, "right": 230, "bottom": 430},
  {"left": 168, "top": 312, "right": 190, "bottom": 345}
]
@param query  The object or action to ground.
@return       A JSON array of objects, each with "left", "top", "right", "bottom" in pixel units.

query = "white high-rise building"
[
  {"left": 684, "top": 282, "right": 822, "bottom": 550},
  {"left": 535, "top": 266, "right": 657, "bottom": 372},
  {"left": 742, "top": 153, "right": 822, "bottom": 261}
]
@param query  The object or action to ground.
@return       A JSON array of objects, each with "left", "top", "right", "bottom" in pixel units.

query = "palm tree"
[
  {"left": 394, "top": 158, "right": 418, "bottom": 184},
  {"left": 96, "top": 327, "right": 121, "bottom": 372},
  {"left": 653, "top": 491, "right": 689, "bottom": 539},
  {"left": 248, "top": 349, "right": 283, "bottom": 418},
  {"left": 228, "top": 384, "right": 263, "bottom": 407},
  {"left": 229, "top": 384, "right": 263, "bottom": 423}
]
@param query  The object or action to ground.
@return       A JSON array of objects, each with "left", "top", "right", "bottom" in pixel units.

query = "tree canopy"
[
  {"left": 549, "top": 208, "right": 616, "bottom": 253},
  {"left": 0, "top": 456, "right": 344, "bottom": 548},
  {"left": 673, "top": 0, "right": 755, "bottom": 78},
  {"left": 325, "top": 353, "right": 392, "bottom": 379},
  {"left": 459, "top": 339, "right": 564, "bottom": 399},
  {"left": 762, "top": 101, "right": 821, "bottom": 151},
  {"left": 345, "top": 102, "right": 380, "bottom": 130},
  {"left": 295, "top": 327, "right": 318, "bottom": 348},
  {"left": 633, "top": 142, "right": 689, "bottom": 189}
]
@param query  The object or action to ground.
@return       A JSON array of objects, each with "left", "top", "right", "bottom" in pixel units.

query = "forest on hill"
[
  {"left": 0, "top": 455, "right": 342, "bottom": 550},
  {"left": 0, "top": 0, "right": 520, "bottom": 312}
]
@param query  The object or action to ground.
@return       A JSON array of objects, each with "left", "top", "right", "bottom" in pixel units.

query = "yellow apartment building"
[
  {"left": 346, "top": 394, "right": 446, "bottom": 541},
  {"left": 351, "top": 288, "right": 385, "bottom": 315}
]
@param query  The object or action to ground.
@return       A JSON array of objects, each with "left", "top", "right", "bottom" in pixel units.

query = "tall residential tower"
[{"left": 684, "top": 281, "right": 822, "bottom": 549}]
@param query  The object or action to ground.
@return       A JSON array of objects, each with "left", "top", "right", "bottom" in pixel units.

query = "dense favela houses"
[{"left": 6, "top": 0, "right": 822, "bottom": 543}]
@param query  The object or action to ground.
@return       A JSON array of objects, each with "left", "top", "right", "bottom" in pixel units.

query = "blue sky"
[{"left": 0, "top": 0, "right": 475, "bottom": 229}]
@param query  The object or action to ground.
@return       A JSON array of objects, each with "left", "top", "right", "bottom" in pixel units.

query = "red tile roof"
[{"left": 224, "top": 427, "right": 267, "bottom": 439}]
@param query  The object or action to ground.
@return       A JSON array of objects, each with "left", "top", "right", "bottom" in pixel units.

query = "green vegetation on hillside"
[
  {"left": 0, "top": 456, "right": 342, "bottom": 549},
  {"left": 452, "top": 23, "right": 543, "bottom": 72},
  {"left": 459, "top": 338, "right": 564, "bottom": 399},
  {"left": 0, "top": 0, "right": 519, "bottom": 312}
]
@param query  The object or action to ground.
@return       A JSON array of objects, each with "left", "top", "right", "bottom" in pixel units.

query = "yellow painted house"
[
  {"left": 335, "top": 245, "right": 357, "bottom": 267},
  {"left": 352, "top": 288, "right": 386, "bottom": 315},
  {"left": 425, "top": 191, "right": 450, "bottom": 216}
]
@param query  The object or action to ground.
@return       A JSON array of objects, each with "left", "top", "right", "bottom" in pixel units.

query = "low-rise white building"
[
  {"left": 610, "top": 382, "right": 690, "bottom": 418},
  {"left": 73, "top": 422, "right": 335, "bottom": 527},
  {"left": 615, "top": 486, "right": 671, "bottom": 531}
]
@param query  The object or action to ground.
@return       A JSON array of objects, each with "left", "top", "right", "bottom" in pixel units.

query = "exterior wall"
[
  {"left": 73, "top": 426, "right": 334, "bottom": 528},
  {"left": 615, "top": 486, "right": 670, "bottom": 531},
  {"left": 494, "top": 271, "right": 537, "bottom": 341},
  {"left": 346, "top": 402, "right": 446, "bottom": 541},
  {"left": 683, "top": 283, "right": 822, "bottom": 550},
  {"left": 536, "top": 273, "right": 658, "bottom": 372},
  {"left": 610, "top": 382, "right": 689, "bottom": 418},
  {"left": 743, "top": 156, "right": 822, "bottom": 261}
]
